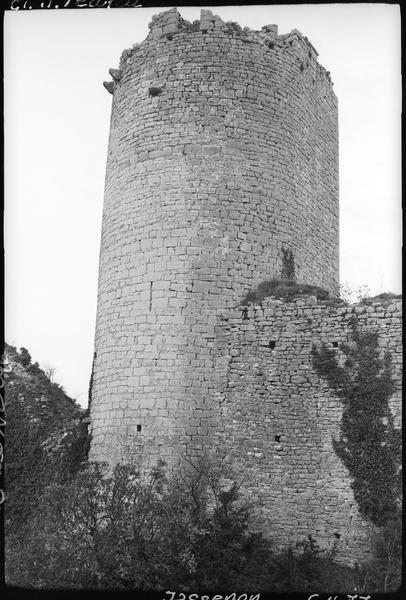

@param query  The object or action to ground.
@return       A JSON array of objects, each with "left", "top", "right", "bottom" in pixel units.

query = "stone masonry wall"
[
  {"left": 89, "top": 10, "right": 402, "bottom": 563},
  {"left": 90, "top": 9, "right": 339, "bottom": 466},
  {"left": 212, "top": 296, "right": 402, "bottom": 564}
]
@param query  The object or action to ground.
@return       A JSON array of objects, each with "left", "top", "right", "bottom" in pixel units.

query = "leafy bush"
[
  {"left": 7, "top": 453, "right": 397, "bottom": 593},
  {"left": 270, "top": 537, "right": 358, "bottom": 594},
  {"left": 5, "top": 382, "right": 51, "bottom": 528},
  {"left": 16, "top": 347, "right": 32, "bottom": 368},
  {"left": 339, "top": 283, "right": 372, "bottom": 304},
  {"left": 355, "top": 515, "right": 402, "bottom": 593},
  {"left": 5, "top": 457, "right": 277, "bottom": 590},
  {"left": 280, "top": 247, "right": 296, "bottom": 280},
  {"left": 312, "top": 320, "right": 401, "bottom": 527},
  {"left": 311, "top": 320, "right": 402, "bottom": 593},
  {"left": 5, "top": 378, "right": 89, "bottom": 529}
]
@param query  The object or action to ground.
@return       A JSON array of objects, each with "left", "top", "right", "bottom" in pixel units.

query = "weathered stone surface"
[
  {"left": 90, "top": 8, "right": 401, "bottom": 565},
  {"left": 215, "top": 297, "right": 401, "bottom": 564}
]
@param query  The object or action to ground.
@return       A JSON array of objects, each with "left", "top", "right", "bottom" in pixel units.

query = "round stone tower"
[{"left": 89, "top": 9, "right": 339, "bottom": 466}]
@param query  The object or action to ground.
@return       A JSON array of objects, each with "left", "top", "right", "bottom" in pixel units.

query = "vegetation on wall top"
[{"left": 240, "top": 278, "right": 343, "bottom": 306}]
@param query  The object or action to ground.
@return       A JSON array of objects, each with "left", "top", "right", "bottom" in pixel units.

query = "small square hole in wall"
[
  {"left": 332, "top": 342, "right": 338, "bottom": 348},
  {"left": 137, "top": 424, "right": 142, "bottom": 433},
  {"left": 148, "top": 86, "right": 163, "bottom": 97},
  {"left": 274, "top": 434, "right": 281, "bottom": 442},
  {"left": 269, "top": 340, "right": 276, "bottom": 350}
]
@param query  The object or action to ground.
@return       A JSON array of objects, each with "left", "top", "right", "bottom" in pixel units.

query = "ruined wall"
[
  {"left": 213, "top": 296, "right": 402, "bottom": 563},
  {"left": 90, "top": 8, "right": 339, "bottom": 465},
  {"left": 88, "top": 9, "right": 402, "bottom": 564}
]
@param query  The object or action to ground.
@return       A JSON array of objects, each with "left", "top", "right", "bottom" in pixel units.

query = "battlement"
[
  {"left": 145, "top": 8, "right": 320, "bottom": 61},
  {"left": 104, "top": 9, "right": 334, "bottom": 94}
]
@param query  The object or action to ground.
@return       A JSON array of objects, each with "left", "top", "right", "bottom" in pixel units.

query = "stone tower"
[{"left": 89, "top": 9, "right": 339, "bottom": 466}]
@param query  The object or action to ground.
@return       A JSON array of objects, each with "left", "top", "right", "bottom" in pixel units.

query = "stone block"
[
  {"left": 103, "top": 81, "right": 114, "bottom": 94},
  {"left": 262, "top": 24, "right": 278, "bottom": 38},
  {"left": 200, "top": 21, "right": 214, "bottom": 31},
  {"left": 200, "top": 9, "right": 214, "bottom": 21},
  {"left": 151, "top": 26, "right": 163, "bottom": 38},
  {"left": 109, "top": 68, "right": 123, "bottom": 82},
  {"left": 163, "top": 23, "right": 179, "bottom": 36}
]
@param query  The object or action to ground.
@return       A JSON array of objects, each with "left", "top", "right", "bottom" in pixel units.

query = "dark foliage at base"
[
  {"left": 5, "top": 390, "right": 87, "bottom": 525},
  {"left": 354, "top": 516, "right": 402, "bottom": 593},
  {"left": 5, "top": 386, "right": 89, "bottom": 526},
  {"left": 6, "top": 458, "right": 402, "bottom": 593}
]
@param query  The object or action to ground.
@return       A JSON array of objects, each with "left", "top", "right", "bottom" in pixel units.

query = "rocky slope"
[{"left": 4, "top": 343, "right": 91, "bottom": 527}]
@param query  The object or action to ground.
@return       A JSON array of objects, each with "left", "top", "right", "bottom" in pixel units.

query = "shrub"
[
  {"left": 17, "top": 347, "right": 32, "bottom": 368},
  {"left": 5, "top": 457, "right": 277, "bottom": 590},
  {"left": 280, "top": 247, "right": 296, "bottom": 280},
  {"left": 5, "top": 383, "right": 51, "bottom": 528},
  {"left": 7, "top": 454, "right": 392, "bottom": 592},
  {"left": 354, "top": 514, "right": 402, "bottom": 593},
  {"left": 5, "top": 379, "right": 89, "bottom": 529},
  {"left": 312, "top": 320, "right": 401, "bottom": 527}
]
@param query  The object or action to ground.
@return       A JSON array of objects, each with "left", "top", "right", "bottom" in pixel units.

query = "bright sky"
[{"left": 4, "top": 5, "right": 401, "bottom": 406}]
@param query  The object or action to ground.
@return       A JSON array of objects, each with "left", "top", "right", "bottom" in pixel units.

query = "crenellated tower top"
[{"left": 103, "top": 9, "right": 334, "bottom": 95}]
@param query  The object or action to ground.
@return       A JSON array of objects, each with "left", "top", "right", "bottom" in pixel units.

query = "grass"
[
  {"left": 359, "top": 292, "right": 401, "bottom": 306},
  {"left": 241, "top": 278, "right": 343, "bottom": 306}
]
